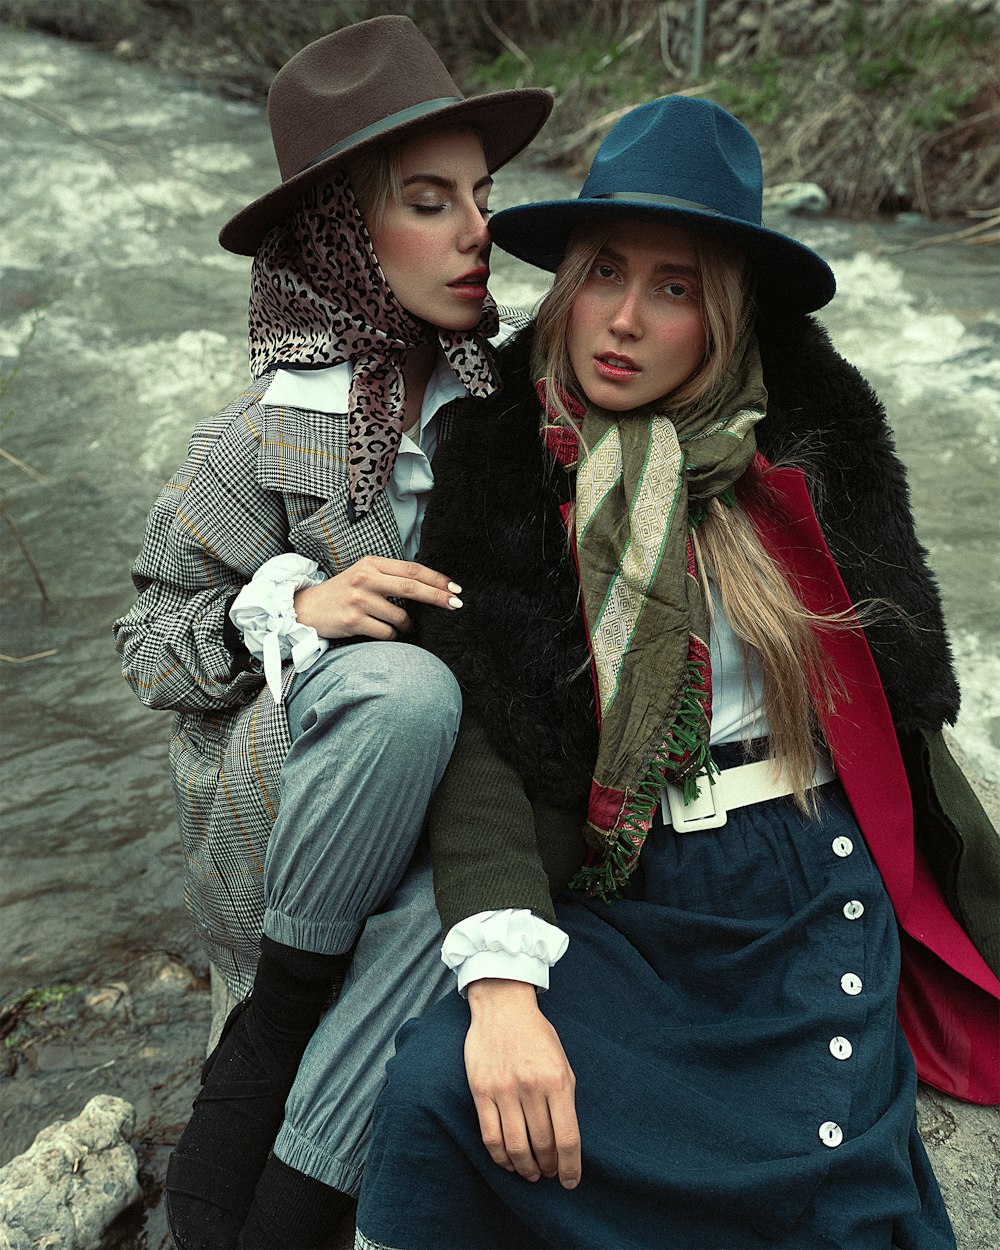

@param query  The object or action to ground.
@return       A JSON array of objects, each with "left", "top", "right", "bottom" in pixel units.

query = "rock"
[
  {"left": 0, "top": 1096, "right": 141, "bottom": 1250},
  {"left": 763, "top": 181, "right": 829, "bottom": 214},
  {"left": 85, "top": 983, "right": 132, "bottom": 1023},
  {"left": 917, "top": 1087, "right": 1000, "bottom": 1249}
]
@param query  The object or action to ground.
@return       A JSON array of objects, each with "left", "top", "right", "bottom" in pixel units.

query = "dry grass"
[{"left": 2, "top": 0, "right": 997, "bottom": 221}]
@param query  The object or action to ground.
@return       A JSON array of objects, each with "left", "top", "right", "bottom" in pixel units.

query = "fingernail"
[
  {"left": 448, "top": 596, "right": 463, "bottom": 609},
  {"left": 448, "top": 582, "right": 462, "bottom": 594}
]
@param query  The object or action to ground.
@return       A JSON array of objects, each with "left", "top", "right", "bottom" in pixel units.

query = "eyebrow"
[
  {"left": 599, "top": 246, "right": 700, "bottom": 278},
  {"left": 401, "top": 173, "right": 494, "bottom": 193}
]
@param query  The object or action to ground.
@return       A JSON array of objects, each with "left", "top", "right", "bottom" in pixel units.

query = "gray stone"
[
  {"left": 917, "top": 1087, "right": 1000, "bottom": 1249},
  {"left": 0, "top": 1096, "right": 141, "bottom": 1250},
  {"left": 763, "top": 180, "right": 829, "bottom": 214}
]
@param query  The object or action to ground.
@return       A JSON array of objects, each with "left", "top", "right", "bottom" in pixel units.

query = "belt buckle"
[{"left": 663, "top": 778, "right": 728, "bottom": 832}]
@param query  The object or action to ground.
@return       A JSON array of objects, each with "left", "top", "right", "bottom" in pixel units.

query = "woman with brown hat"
[
  {"left": 113, "top": 15, "right": 552, "bottom": 1249},
  {"left": 352, "top": 96, "right": 998, "bottom": 1249}
]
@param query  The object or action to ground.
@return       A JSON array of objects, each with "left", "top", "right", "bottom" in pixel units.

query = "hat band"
[
  {"left": 594, "top": 191, "right": 723, "bottom": 215},
  {"left": 304, "top": 97, "right": 464, "bottom": 171}
]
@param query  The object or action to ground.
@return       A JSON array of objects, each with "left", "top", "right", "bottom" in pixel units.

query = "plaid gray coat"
[{"left": 114, "top": 374, "right": 467, "bottom": 997}]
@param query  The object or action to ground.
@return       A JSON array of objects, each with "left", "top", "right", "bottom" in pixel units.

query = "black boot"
[
  {"left": 165, "top": 937, "right": 347, "bottom": 1249},
  {"left": 238, "top": 1155, "right": 355, "bottom": 1249}
]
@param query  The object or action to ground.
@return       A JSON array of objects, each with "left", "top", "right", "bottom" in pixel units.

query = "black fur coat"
[{"left": 418, "top": 316, "right": 959, "bottom": 810}]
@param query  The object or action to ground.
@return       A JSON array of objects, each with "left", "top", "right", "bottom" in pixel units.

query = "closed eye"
[{"left": 408, "top": 201, "right": 492, "bottom": 220}]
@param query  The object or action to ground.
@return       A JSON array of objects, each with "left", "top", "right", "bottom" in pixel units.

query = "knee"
[
  {"left": 356, "top": 643, "right": 461, "bottom": 742},
  {"left": 288, "top": 643, "right": 461, "bottom": 743},
  {"left": 390, "top": 645, "right": 461, "bottom": 732}
]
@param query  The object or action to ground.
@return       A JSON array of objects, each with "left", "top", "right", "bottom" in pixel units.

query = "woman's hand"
[
  {"left": 465, "top": 979, "right": 581, "bottom": 1190},
  {"left": 293, "top": 556, "right": 462, "bottom": 641}
]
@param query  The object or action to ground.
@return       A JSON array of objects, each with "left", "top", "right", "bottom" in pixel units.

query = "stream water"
[{"left": 1, "top": 27, "right": 997, "bottom": 1018}]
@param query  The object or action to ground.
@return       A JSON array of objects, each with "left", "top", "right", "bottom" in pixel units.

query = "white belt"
[{"left": 661, "top": 753, "right": 836, "bottom": 833}]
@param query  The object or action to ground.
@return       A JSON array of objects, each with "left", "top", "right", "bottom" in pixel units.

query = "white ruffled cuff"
[
  {"left": 442, "top": 909, "right": 569, "bottom": 996},
  {"left": 230, "top": 554, "right": 329, "bottom": 702}
]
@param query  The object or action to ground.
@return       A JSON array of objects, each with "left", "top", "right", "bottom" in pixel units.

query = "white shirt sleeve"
[
  {"left": 441, "top": 909, "right": 569, "bottom": 996},
  {"left": 229, "top": 553, "right": 329, "bottom": 702}
]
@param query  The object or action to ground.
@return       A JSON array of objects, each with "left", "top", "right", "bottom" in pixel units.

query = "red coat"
[{"left": 755, "top": 462, "right": 999, "bottom": 1105}]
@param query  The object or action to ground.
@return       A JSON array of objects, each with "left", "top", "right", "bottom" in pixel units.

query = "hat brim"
[
  {"left": 219, "top": 89, "right": 553, "bottom": 256},
  {"left": 489, "top": 198, "right": 836, "bottom": 316}
]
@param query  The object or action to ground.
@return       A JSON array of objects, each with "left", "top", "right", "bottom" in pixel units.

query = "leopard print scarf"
[{"left": 248, "top": 171, "right": 500, "bottom": 518}]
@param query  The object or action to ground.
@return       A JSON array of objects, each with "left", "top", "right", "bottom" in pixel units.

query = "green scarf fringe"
[
  {"left": 688, "top": 484, "right": 736, "bottom": 533},
  {"left": 569, "top": 655, "right": 718, "bottom": 902}
]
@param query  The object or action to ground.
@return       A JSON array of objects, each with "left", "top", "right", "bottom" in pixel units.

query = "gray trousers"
[
  {"left": 276, "top": 848, "right": 450, "bottom": 1196},
  {"left": 234, "top": 641, "right": 459, "bottom": 1194}
]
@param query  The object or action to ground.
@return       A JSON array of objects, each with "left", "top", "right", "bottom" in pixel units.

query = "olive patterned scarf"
[{"left": 537, "top": 319, "right": 767, "bottom": 896}]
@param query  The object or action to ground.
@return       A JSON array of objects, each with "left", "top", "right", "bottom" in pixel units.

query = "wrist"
[
  {"left": 292, "top": 583, "right": 318, "bottom": 631},
  {"left": 467, "top": 978, "right": 539, "bottom": 1018}
]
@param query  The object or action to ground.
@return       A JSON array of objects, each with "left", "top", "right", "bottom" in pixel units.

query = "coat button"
[
  {"left": 819, "top": 1121, "right": 844, "bottom": 1148},
  {"left": 829, "top": 1035, "right": 853, "bottom": 1060},
  {"left": 843, "top": 900, "right": 865, "bottom": 920},
  {"left": 841, "top": 973, "right": 863, "bottom": 995},
  {"left": 832, "top": 836, "right": 854, "bottom": 857}
]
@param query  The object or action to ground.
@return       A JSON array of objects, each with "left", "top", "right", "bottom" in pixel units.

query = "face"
[
  {"left": 365, "top": 126, "right": 493, "bottom": 331},
  {"left": 567, "top": 221, "right": 708, "bottom": 411}
]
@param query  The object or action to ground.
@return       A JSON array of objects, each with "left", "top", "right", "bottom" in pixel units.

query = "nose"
[
  {"left": 460, "top": 201, "right": 490, "bottom": 253},
  {"left": 608, "top": 288, "right": 642, "bottom": 339}
]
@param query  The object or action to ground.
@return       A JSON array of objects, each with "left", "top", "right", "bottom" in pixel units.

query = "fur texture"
[{"left": 417, "top": 318, "right": 959, "bottom": 802}]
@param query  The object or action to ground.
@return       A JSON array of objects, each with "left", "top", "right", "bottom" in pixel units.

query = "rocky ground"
[{"left": 2, "top": 967, "right": 998, "bottom": 1250}]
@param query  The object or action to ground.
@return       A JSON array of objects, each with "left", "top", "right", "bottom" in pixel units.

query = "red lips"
[
  {"left": 447, "top": 268, "right": 489, "bottom": 301},
  {"left": 594, "top": 352, "right": 639, "bottom": 379},
  {"left": 450, "top": 268, "right": 489, "bottom": 286}
]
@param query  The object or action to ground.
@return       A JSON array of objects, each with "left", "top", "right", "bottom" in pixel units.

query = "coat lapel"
[
  {"left": 752, "top": 463, "right": 999, "bottom": 1012},
  {"left": 256, "top": 401, "right": 349, "bottom": 501},
  {"left": 748, "top": 460, "right": 915, "bottom": 912},
  {"left": 256, "top": 401, "right": 404, "bottom": 573}
]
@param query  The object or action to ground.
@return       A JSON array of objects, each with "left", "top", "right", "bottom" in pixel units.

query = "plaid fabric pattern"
[{"left": 115, "top": 364, "right": 481, "bottom": 995}]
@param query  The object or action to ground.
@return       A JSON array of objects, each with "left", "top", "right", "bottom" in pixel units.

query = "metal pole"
[{"left": 692, "top": 0, "right": 707, "bottom": 78}]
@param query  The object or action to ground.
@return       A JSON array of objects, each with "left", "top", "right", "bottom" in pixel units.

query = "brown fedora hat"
[{"left": 219, "top": 15, "right": 553, "bottom": 255}]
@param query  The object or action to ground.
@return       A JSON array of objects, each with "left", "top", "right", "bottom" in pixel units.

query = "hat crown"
[
  {"left": 267, "top": 16, "right": 463, "bottom": 180},
  {"left": 581, "top": 97, "right": 764, "bottom": 227}
]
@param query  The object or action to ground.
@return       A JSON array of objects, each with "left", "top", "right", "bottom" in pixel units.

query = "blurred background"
[
  {"left": 1, "top": 4, "right": 997, "bottom": 1247},
  {"left": 3, "top": 0, "right": 998, "bottom": 216}
]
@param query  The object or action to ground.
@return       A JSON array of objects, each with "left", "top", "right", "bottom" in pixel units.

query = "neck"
[{"left": 400, "top": 340, "right": 438, "bottom": 433}]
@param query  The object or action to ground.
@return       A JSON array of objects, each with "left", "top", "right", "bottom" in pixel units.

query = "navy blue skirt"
[{"left": 357, "top": 768, "right": 955, "bottom": 1249}]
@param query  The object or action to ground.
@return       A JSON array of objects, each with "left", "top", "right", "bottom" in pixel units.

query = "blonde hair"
[
  {"left": 344, "top": 145, "right": 403, "bottom": 228},
  {"left": 536, "top": 219, "right": 853, "bottom": 807}
]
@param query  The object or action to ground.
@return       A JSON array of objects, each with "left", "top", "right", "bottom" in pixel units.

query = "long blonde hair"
[{"left": 535, "top": 221, "right": 852, "bottom": 806}]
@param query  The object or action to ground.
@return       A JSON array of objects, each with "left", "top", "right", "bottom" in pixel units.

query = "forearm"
[
  {"left": 115, "top": 576, "right": 262, "bottom": 712},
  {"left": 430, "top": 712, "right": 557, "bottom": 934}
]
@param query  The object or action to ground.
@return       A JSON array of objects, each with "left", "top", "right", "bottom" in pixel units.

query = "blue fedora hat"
[{"left": 490, "top": 95, "right": 835, "bottom": 315}]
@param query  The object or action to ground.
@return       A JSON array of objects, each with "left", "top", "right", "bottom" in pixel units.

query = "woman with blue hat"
[{"left": 352, "top": 95, "right": 999, "bottom": 1248}]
